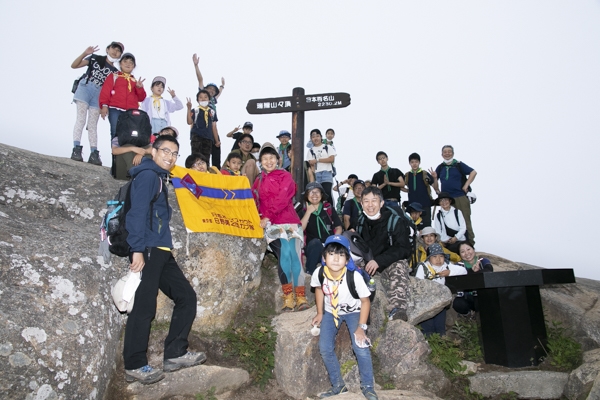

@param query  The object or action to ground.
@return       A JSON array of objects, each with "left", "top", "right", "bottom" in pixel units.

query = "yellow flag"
[{"left": 170, "top": 165, "right": 263, "bottom": 238}]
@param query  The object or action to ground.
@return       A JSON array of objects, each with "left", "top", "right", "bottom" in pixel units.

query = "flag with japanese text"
[{"left": 170, "top": 165, "right": 263, "bottom": 238}]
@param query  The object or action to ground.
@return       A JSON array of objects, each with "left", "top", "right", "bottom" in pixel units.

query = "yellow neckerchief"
[
  {"left": 157, "top": 247, "right": 171, "bottom": 252},
  {"left": 414, "top": 216, "right": 422, "bottom": 226},
  {"left": 152, "top": 95, "right": 162, "bottom": 111},
  {"left": 197, "top": 105, "right": 210, "bottom": 126},
  {"left": 120, "top": 72, "right": 134, "bottom": 92},
  {"left": 424, "top": 261, "right": 439, "bottom": 280},
  {"left": 323, "top": 266, "right": 347, "bottom": 328}
]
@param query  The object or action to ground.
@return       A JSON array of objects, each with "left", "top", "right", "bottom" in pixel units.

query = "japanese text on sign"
[
  {"left": 208, "top": 212, "right": 255, "bottom": 230},
  {"left": 256, "top": 101, "right": 292, "bottom": 110}
]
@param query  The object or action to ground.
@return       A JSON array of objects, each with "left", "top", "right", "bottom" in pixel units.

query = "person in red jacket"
[
  {"left": 252, "top": 142, "right": 305, "bottom": 311},
  {"left": 99, "top": 52, "right": 146, "bottom": 139}
]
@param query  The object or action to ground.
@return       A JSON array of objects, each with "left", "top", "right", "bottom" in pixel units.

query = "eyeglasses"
[
  {"left": 159, "top": 148, "right": 180, "bottom": 158},
  {"left": 240, "top": 140, "right": 253, "bottom": 145},
  {"left": 309, "top": 190, "right": 322, "bottom": 196},
  {"left": 193, "top": 161, "right": 206, "bottom": 167}
]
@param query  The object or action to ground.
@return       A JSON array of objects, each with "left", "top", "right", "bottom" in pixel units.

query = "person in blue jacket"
[{"left": 123, "top": 135, "right": 205, "bottom": 384}]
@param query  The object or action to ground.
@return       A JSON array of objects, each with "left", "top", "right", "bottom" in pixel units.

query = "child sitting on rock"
[
  {"left": 415, "top": 243, "right": 466, "bottom": 336},
  {"left": 311, "top": 235, "right": 378, "bottom": 400},
  {"left": 221, "top": 152, "right": 243, "bottom": 176}
]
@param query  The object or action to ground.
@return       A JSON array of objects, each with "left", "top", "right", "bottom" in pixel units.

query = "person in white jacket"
[
  {"left": 415, "top": 243, "right": 466, "bottom": 336},
  {"left": 141, "top": 76, "right": 183, "bottom": 135},
  {"left": 434, "top": 192, "right": 467, "bottom": 253}
]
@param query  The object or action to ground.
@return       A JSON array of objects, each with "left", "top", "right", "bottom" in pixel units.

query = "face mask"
[
  {"left": 198, "top": 101, "right": 209, "bottom": 107},
  {"left": 107, "top": 55, "right": 120, "bottom": 63},
  {"left": 252, "top": 152, "right": 260, "bottom": 159},
  {"left": 364, "top": 212, "right": 381, "bottom": 220},
  {"left": 443, "top": 158, "right": 454, "bottom": 164}
]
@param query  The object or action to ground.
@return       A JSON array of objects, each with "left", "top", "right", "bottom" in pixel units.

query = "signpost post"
[{"left": 246, "top": 88, "right": 351, "bottom": 201}]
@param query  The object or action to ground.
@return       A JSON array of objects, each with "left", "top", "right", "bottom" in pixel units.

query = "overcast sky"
[{"left": 1, "top": 1, "right": 599, "bottom": 280}]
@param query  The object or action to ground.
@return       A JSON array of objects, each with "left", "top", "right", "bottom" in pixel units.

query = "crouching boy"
[{"left": 311, "top": 235, "right": 378, "bottom": 400}]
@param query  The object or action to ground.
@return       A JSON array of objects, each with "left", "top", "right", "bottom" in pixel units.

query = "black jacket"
[{"left": 358, "top": 208, "right": 411, "bottom": 271}]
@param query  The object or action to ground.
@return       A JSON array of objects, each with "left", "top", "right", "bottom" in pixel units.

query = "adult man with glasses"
[
  {"left": 222, "top": 133, "right": 259, "bottom": 183},
  {"left": 123, "top": 135, "right": 204, "bottom": 384}
]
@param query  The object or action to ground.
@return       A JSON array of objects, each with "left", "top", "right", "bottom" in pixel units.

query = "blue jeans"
[
  {"left": 108, "top": 108, "right": 124, "bottom": 139},
  {"left": 420, "top": 309, "right": 447, "bottom": 336},
  {"left": 73, "top": 79, "right": 102, "bottom": 108},
  {"left": 319, "top": 311, "right": 375, "bottom": 388},
  {"left": 315, "top": 170, "right": 333, "bottom": 184}
]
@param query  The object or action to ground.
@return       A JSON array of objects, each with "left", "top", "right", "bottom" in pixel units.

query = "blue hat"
[
  {"left": 276, "top": 130, "right": 291, "bottom": 138},
  {"left": 426, "top": 243, "right": 449, "bottom": 263},
  {"left": 205, "top": 83, "right": 220, "bottom": 97},
  {"left": 407, "top": 202, "right": 424, "bottom": 212},
  {"left": 322, "top": 235, "right": 357, "bottom": 271}
]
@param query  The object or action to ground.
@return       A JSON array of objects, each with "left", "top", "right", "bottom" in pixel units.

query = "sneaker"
[
  {"left": 319, "top": 385, "right": 348, "bottom": 398},
  {"left": 388, "top": 308, "right": 408, "bottom": 322},
  {"left": 361, "top": 386, "right": 378, "bottom": 400},
  {"left": 125, "top": 365, "right": 165, "bottom": 384},
  {"left": 71, "top": 145, "right": 83, "bottom": 162},
  {"left": 88, "top": 150, "right": 102, "bottom": 166},
  {"left": 163, "top": 351, "right": 207, "bottom": 372}
]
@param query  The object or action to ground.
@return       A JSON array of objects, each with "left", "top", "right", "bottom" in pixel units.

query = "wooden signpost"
[{"left": 246, "top": 87, "right": 351, "bottom": 201}]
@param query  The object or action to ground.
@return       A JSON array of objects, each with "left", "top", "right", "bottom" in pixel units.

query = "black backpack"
[
  {"left": 116, "top": 109, "right": 152, "bottom": 147},
  {"left": 356, "top": 206, "right": 418, "bottom": 272},
  {"left": 101, "top": 172, "right": 165, "bottom": 257}
]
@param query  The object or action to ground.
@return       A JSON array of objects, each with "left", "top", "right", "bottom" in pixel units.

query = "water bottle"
[
  {"left": 367, "top": 278, "right": 376, "bottom": 294},
  {"left": 106, "top": 200, "right": 120, "bottom": 235}
]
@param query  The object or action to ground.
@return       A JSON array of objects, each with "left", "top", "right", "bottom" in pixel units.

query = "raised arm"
[
  {"left": 216, "top": 77, "right": 225, "bottom": 100},
  {"left": 71, "top": 46, "right": 98, "bottom": 69},
  {"left": 192, "top": 54, "right": 204, "bottom": 88}
]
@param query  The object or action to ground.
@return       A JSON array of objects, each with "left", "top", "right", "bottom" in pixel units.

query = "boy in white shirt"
[{"left": 311, "top": 235, "right": 378, "bottom": 400}]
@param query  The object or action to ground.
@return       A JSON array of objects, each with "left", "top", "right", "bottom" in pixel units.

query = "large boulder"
[
  {"left": 0, "top": 144, "right": 124, "bottom": 399},
  {"left": 407, "top": 277, "right": 453, "bottom": 325},
  {"left": 375, "top": 320, "right": 448, "bottom": 394},
  {"left": 469, "top": 371, "right": 569, "bottom": 399},
  {"left": 564, "top": 348, "right": 600, "bottom": 400}
]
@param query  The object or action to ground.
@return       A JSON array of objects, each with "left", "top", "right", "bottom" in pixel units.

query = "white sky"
[{"left": 1, "top": 1, "right": 599, "bottom": 279}]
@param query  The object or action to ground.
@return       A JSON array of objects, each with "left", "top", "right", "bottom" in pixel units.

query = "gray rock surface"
[
  {"left": 0, "top": 143, "right": 124, "bottom": 399},
  {"left": 300, "top": 389, "right": 442, "bottom": 399},
  {"left": 125, "top": 365, "right": 249, "bottom": 399},
  {"left": 375, "top": 319, "right": 448, "bottom": 394},
  {"left": 564, "top": 348, "right": 600, "bottom": 400},
  {"left": 469, "top": 371, "right": 569, "bottom": 399},
  {"left": 407, "top": 277, "right": 453, "bottom": 325}
]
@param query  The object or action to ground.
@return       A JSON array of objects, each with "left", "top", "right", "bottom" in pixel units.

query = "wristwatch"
[{"left": 359, "top": 324, "right": 368, "bottom": 331}]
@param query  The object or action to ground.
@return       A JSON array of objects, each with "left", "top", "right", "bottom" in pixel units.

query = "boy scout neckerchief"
[
  {"left": 152, "top": 95, "right": 162, "bottom": 111},
  {"left": 197, "top": 106, "right": 210, "bottom": 126},
  {"left": 462, "top": 256, "right": 478, "bottom": 270},
  {"left": 323, "top": 266, "right": 347, "bottom": 327},
  {"left": 120, "top": 73, "right": 133, "bottom": 92},
  {"left": 443, "top": 160, "right": 458, "bottom": 180},
  {"left": 381, "top": 166, "right": 392, "bottom": 192},
  {"left": 411, "top": 168, "right": 422, "bottom": 190},
  {"left": 312, "top": 203, "right": 329, "bottom": 239}
]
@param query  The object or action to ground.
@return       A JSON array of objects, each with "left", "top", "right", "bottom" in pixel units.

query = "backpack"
[
  {"left": 317, "top": 266, "right": 376, "bottom": 302},
  {"left": 101, "top": 172, "right": 165, "bottom": 257},
  {"left": 342, "top": 231, "right": 373, "bottom": 264},
  {"left": 310, "top": 145, "right": 337, "bottom": 177},
  {"left": 436, "top": 208, "right": 470, "bottom": 242},
  {"left": 356, "top": 206, "right": 418, "bottom": 271},
  {"left": 116, "top": 109, "right": 152, "bottom": 147}
]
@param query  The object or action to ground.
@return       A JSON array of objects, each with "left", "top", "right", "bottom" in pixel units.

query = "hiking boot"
[
  {"left": 282, "top": 292, "right": 296, "bottom": 312},
  {"left": 163, "top": 351, "right": 206, "bottom": 372},
  {"left": 125, "top": 365, "right": 165, "bottom": 384},
  {"left": 71, "top": 145, "right": 83, "bottom": 162},
  {"left": 295, "top": 286, "right": 310, "bottom": 311},
  {"left": 388, "top": 308, "right": 408, "bottom": 322},
  {"left": 88, "top": 150, "right": 102, "bottom": 166},
  {"left": 361, "top": 386, "right": 379, "bottom": 400},
  {"left": 319, "top": 385, "right": 348, "bottom": 398}
]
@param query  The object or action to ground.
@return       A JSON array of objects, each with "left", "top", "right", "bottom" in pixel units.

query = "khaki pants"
[{"left": 453, "top": 195, "right": 475, "bottom": 245}]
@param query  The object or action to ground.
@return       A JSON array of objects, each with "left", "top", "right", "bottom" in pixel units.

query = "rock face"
[
  {"left": 0, "top": 144, "right": 125, "bottom": 399},
  {"left": 0, "top": 143, "right": 266, "bottom": 399},
  {"left": 564, "top": 348, "right": 600, "bottom": 400},
  {"left": 125, "top": 365, "right": 249, "bottom": 399},
  {"left": 469, "top": 371, "right": 569, "bottom": 399},
  {"left": 407, "top": 277, "right": 453, "bottom": 325}
]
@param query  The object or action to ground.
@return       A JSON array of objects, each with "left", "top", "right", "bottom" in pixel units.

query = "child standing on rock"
[
  {"left": 141, "top": 76, "right": 183, "bottom": 135},
  {"left": 311, "top": 235, "right": 378, "bottom": 400},
  {"left": 70, "top": 41, "right": 124, "bottom": 165}
]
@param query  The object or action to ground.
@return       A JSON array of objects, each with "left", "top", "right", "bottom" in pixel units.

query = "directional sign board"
[{"left": 246, "top": 92, "right": 351, "bottom": 115}]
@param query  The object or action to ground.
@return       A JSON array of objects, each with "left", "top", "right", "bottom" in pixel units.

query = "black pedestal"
[{"left": 445, "top": 269, "right": 575, "bottom": 368}]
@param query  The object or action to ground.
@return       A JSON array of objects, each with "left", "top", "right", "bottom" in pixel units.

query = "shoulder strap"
[
  {"left": 347, "top": 270, "right": 358, "bottom": 299},
  {"left": 454, "top": 208, "right": 460, "bottom": 226},
  {"left": 318, "top": 267, "right": 324, "bottom": 286},
  {"left": 147, "top": 173, "right": 166, "bottom": 232},
  {"left": 357, "top": 213, "right": 365, "bottom": 235}
]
